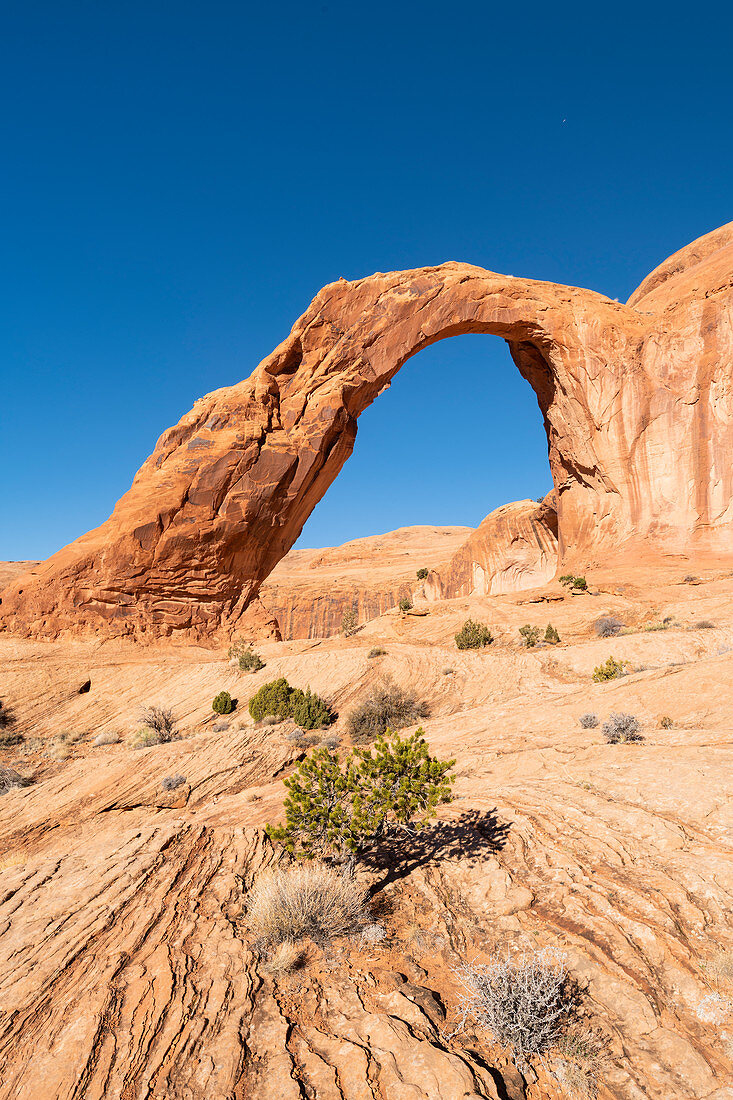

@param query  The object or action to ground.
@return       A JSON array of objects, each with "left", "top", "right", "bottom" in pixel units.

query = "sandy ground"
[{"left": 1, "top": 565, "right": 733, "bottom": 1098}]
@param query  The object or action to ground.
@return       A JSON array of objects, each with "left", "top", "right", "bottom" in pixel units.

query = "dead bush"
[
  {"left": 139, "top": 706, "right": 178, "bottom": 743},
  {"left": 94, "top": 731, "right": 119, "bottom": 746},
  {"left": 0, "top": 766, "right": 33, "bottom": 796},
  {"left": 367, "top": 646, "right": 386, "bottom": 659},
  {"left": 247, "top": 863, "right": 368, "bottom": 945},
  {"left": 453, "top": 948, "right": 582, "bottom": 1063},
  {"left": 593, "top": 617, "right": 624, "bottom": 638},
  {"left": 696, "top": 620, "right": 715, "bottom": 630},
  {"left": 162, "top": 774, "right": 186, "bottom": 791},
  {"left": 346, "top": 678, "right": 428, "bottom": 745},
  {"left": 602, "top": 713, "right": 642, "bottom": 744},
  {"left": 578, "top": 713, "right": 598, "bottom": 729}
]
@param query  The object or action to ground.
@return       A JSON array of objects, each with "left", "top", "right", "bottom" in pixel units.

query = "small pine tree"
[
  {"left": 292, "top": 687, "right": 333, "bottom": 730},
  {"left": 416, "top": 567, "right": 429, "bottom": 580},
  {"left": 267, "top": 729, "right": 455, "bottom": 869},
  {"left": 519, "top": 624, "right": 540, "bottom": 648},
  {"left": 341, "top": 608, "right": 359, "bottom": 637},
  {"left": 544, "top": 623, "right": 560, "bottom": 644},
  {"left": 212, "top": 691, "right": 234, "bottom": 715},
  {"left": 455, "top": 619, "right": 493, "bottom": 650}
]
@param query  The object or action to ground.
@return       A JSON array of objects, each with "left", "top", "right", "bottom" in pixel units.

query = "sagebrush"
[
  {"left": 602, "top": 712, "right": 642, "bottom": 743},
  {"left": 594, "top": 617, "right": 623, "bottom": 638},
  {"left": 579, "top": 713, "right": 598, "bottom": 729},
  {"left": 453, "top": 949, "right": 581, "bottom": 1063},
  {"left": 238, "top": 647, "right": 265, "bottom": 672}
]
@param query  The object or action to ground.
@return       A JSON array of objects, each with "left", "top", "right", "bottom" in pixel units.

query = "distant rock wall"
[{"left": 3, "top": 223, "right": 733, "bottom": 642}]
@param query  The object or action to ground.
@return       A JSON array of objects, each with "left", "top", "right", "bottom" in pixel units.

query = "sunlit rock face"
[{"left": 2, "top": 223, "right": 733, "bottom": 642}]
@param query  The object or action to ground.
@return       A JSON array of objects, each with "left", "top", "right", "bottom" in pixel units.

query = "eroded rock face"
[{"left": 3, "top": 223, "right": 733, "bottom": 641}]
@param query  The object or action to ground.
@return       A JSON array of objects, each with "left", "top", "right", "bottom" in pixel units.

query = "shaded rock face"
[
  {"left": 3, "top": 223, "right": 733, "bottom": 642},
  {"left": 428, "top": 495, "right": 559, "bottom": 600}
]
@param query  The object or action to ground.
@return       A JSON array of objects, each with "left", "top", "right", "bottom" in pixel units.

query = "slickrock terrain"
[
  {"left": 3, "top": 222, "right": 733, "bottom": 642},
  {"left": 2, "top": 565, "right": 733, "bottom": 1098},
  {"left": 261, "top": 525, "right": 470, "bottom": 639}
]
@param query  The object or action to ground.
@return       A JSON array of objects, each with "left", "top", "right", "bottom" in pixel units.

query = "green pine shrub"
[
  {"left": 416, "top": 567, "right": 429, "bottom": 580},
  {"left": 292, "top": 687, "right": 333, "bottom": 730},
  {"left": 544, "top": 624, "right": 560, "bottom": 644},
  {"left": 592, "top": 657, "right": 627, "bottom": 683},
  {"left": 212, "top": 691, "right": 234, "bottom": 715},
  {"left": 455, "top": 619, "right": 493, "bottom": 650},
  {"left": 519, "top": 624, "right": 541, "bottom": 648},
  {"left": 266, "top": 728, "right": 455, "bottom": 869}
]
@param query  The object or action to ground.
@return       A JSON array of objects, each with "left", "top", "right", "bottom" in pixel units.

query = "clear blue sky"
[{"left": 1, "top": 2, "right": 731, "bottom": 560}]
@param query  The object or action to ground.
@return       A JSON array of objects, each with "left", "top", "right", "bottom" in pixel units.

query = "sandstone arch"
[{"left": 3, "top": 223, "right": 733, "bottom": 641}]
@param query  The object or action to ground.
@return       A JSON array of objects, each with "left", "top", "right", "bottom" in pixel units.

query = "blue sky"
[{"left": 1, "top": 2, "right": 731, "bottom": 559}]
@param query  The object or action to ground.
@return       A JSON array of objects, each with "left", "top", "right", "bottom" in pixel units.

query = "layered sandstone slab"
[{"left": 3, "top": 223, "right": 733, "bottom": 641}]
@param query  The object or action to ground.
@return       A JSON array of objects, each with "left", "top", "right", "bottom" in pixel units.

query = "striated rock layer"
[
  {"left": 260, "top": 525, "right": 471, "bottom": 639},
  {"left": 3, "top": 223, "right": 733, "bottom": 642}
]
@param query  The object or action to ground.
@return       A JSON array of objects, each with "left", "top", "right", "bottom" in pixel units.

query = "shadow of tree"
[{"left": 362, "top": 808, "right": 511, "bottom": 894}]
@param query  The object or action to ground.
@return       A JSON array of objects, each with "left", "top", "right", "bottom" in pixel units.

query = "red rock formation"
[
  {"left": 260, "top": 525, "right": 470, "bottom": 640},
  {"left": 427, "top": 495, "right": 558, "bottom": 600},
  {"left": 2, "top": 223, "right": 733, "bottom": 642}
]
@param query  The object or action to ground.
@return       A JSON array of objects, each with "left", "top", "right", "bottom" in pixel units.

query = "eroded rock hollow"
[{"left": 3, "top": 223, "right": 733, "bottom": 641}]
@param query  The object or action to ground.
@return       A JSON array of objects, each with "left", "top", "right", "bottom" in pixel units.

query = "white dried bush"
[
  {"left": 593, "top": 617, "right": 624, "bottom": 638},
  {"left": 601, "top": 713, "right": 642, "bottom": 744},
  {"left": 453, "top": 949, "right": 580, "bottom": 1062},
  {"left": 578, "top": 714, "right": 598, "bottom": 729},
  {"left": 247, "top": 863, "right": 368, "bottom": 945},
  {"left": 361, "top": 922, "right": 387, "bottom": 945},
  {"left": 94, "top": 731, "right": 119, "bottom": 746},
  {"left": 0, "top": 766, "right": 32, "bottom": 796}
]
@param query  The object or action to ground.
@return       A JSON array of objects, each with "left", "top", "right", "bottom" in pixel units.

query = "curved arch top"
[{"left": 3, "top": 226, "right": 733, "bottom": 641}]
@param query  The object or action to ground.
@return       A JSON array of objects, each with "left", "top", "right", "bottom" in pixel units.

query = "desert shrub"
[
  {"left": 453, "top": 949, "right": 581, "bottom": 1063},
  {"left": 442, "top": 667, "right": 455, "bottom": 676},
  {"left": 367, "top": 646, "right": 386, "bottom": 659},
  {"left": 286, "top": 730, "right": 320, "bottom": 750},
  {"left": 320, "top": 733, "right": 341, "bottom": 750},
  {"left": 259, "top": 714, "right": 280, "bottom": 727},
  {"left": 544, "top": 624, "right": 560, "bottom": 644},
  {"left": 239, "top": 647, "right": 265, "bottom": 673},
  {"left": 341, "top": 608, "right": 358, "bottom": 637},
  {"left": 592, "top": 657, "right": 627, "bottom": 683},
  {"left": 212, "top": 721, "right": 230, "bottom": 732},
  {"left": 560, "top": 574, "right": 588, "bottom": 591},
  {"left": 579, "top": 713, "right": 599, "bottom": 729},
  {"left": 398, "top": 596, "right": 413, "bottom": 612},
  {"left": 683, "top": 574, "right": 699, "bottom": 584},
  {"left": 696, "top": 620, "right": 715, "bottom": 630},
  {"left": 247, "top": 863, "right": 368, "bottom": 945},
  {"left": 416, "top": 567, "right": 429, "bottom": 580},
  {"left": 594, "top": 617, "right": 623, "bottom": 638},
  {"left": 346, "top": 678, "right": 428, "bottom": 745},
  {"left": 602, "top": 713, "right": 642, "bottom": 743},
  {"left": 292, "top": 688, "right": 333, "bottom": 730},
  {"left": 519, "top": 624, "right": 541, "bottom": 648},
  {"left": 660, "top": 715, "right": 673, "bottom": 729},
  {"left": 139, "top": 706, "right": 178, "bottom": 742},
  {"left": 0, "top": 731, "right": 24, "bottom": 747},
  {"left": 267, "top": 729, "right": 455, "bottom": 869},
  {"left": 0, "top": 702, "right": 15, "bottom": 730},
  {"left": 455, "top": 619, "right": 493, "bottom": 650},
  {"left": 131, "top": 728, "right": 163, "bottom": 750},
  {"left": 249, "top": 678, "right": 298, "bottom": 722},
  {"left": 212, "top": 691, "right": 234, "bottom": 715},
  {"left": 162, "top": 774, "right": 186, "bottom": 791},
  {"left": 361, "top": 922, "right": 387, "bottom": 944},
  {"left": 0, "top": 766, "right": 32, "bottom": 796},
  {"left": 94, "top": 731, "right": 119, "bottom": 746}
]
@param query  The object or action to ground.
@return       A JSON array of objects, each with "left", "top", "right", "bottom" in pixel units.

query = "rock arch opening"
[{"left": 3, "top": 224, "right": 733, "bottom": 642}]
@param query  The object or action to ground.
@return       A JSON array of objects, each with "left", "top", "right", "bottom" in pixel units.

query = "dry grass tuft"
[
  {"left": 264, "top": 940, "right": 306, "bottom": 974},
  {"left": 247, "top": 863, "right": 368, "bottom": 945}
]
